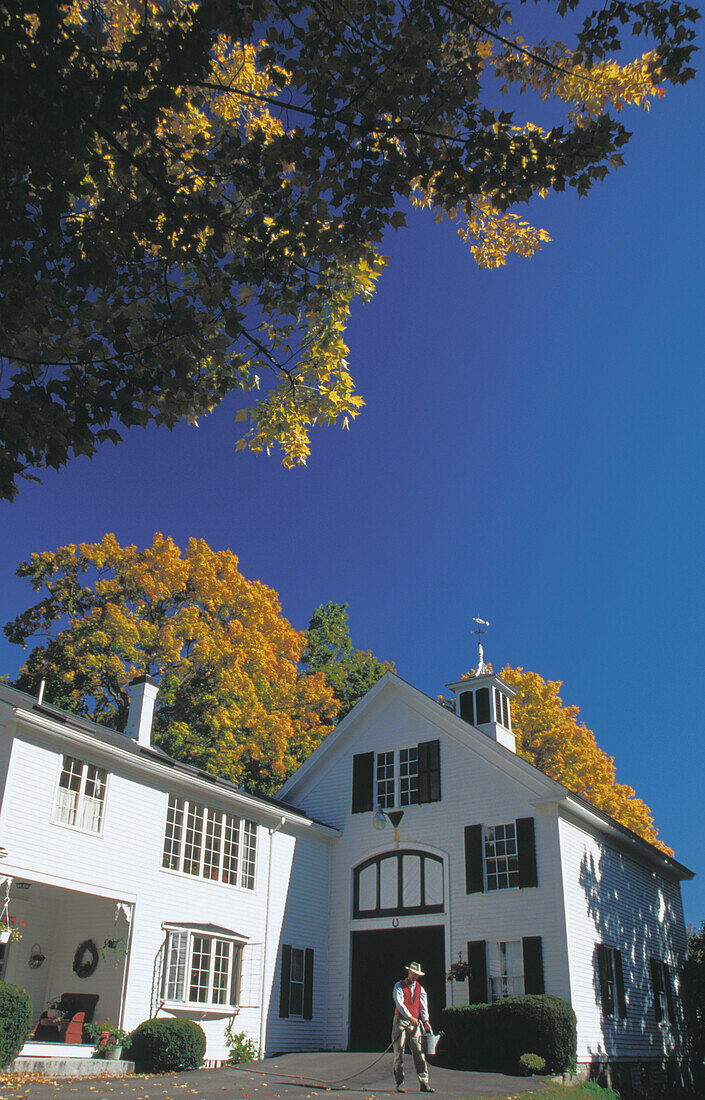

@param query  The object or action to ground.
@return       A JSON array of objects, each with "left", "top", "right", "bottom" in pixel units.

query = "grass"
[{"left": 460, "top": 1083, "right": 620, "bottom": 1100}]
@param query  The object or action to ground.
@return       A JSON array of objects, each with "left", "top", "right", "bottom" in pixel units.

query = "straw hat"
[{"left": 406, "top": 961, "right": 424, "bottom": 976}]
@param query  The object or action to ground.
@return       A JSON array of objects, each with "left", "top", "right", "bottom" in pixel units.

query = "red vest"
[{"left": 397, "top": 980, "right": 422, "bottom": 1019}]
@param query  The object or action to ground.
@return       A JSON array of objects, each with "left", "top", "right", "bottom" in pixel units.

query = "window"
[
  {"left": 597, "top": 944, "right": 627, "bottom": 1019},
  {"left": 650, "top": 957, "right": 675, "bottom": 1024},
  {"left": 467, "top": 937, "right": 544, "bottom": 1003},
  {"left": 163, "top": 927, "right": 242, "bottom": 1007},
  {"left": 465, "top": 818, "right": 537, "bottom": 893},
  {"left": 352, "top": 741, "right": 440, "bottom": 813},
  {"left": 488, "top": 940, "right": 524, "bottom": 1000},
  {"left": 162, "top": 795, "right": 257, "bottom": 890},
  {"left": 353, "top": 850, "right": 444, "bottom": 917},
  {"left": 376, "top": 751, "right": 395, "bottom": 809},
  {"left": 484, "top": 823, "right": 520, "bottom": 890},
  {"left": 279, "top": 944, "right": 314, "bottom": 1019},
  {"left": 54, "top": 755, "right": 107, "bottom": 833},
  {"left": 399, "top": 747, "right": 419, "bottom": 806}
]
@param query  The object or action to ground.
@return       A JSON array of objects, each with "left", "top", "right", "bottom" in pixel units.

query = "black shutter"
[
  {"left": 664, "top": 964, "right": 676, "bottom": 1026},
  {"left": 464, "top": 824, "right": 484, "bottom": 893},
  {"left": 596, "top": 945, "right": 614, "bottom": 1016},
  {"left": 279, "top": 944, "right": 291, "bottom": 1018},
  {"left": 467, "top": 940, "right": 488, "bottom": 1004},
  {"left": 303, "top": 948, "right": 314, "bottom": 1020},
  {"left": 418, "top": 739, "right": 441, "bottom": 803},
  {"left": 650, "top": 957, "right": 663, "bottom": 1021},
  {"left": 516, "top": 817, "right": 538, "bottom": 888},
  {"left": 352, "top": 752, "right": 374, "bottom": 813},
  {"left": 522, "top": 937, "right": 545, "bottom": 994},
  {"left": 459, "top": 691, "right": 475, "bottom": 725},
  {"left": 614, "top": 949, "right": 627, "bottom": 1019}
]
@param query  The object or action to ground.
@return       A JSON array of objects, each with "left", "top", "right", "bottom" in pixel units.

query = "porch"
[{"left": 1, "top": 874, "right": 133, "bottom": 1068}]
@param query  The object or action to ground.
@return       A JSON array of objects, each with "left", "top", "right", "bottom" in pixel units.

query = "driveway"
[{"left": 1, "top": 1052, "right": 549, "bottom": 1100}]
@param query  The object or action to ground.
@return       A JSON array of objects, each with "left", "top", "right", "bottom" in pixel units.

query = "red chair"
[{"left": 33, "top": 993, "right": 99, "bottom": 1044}]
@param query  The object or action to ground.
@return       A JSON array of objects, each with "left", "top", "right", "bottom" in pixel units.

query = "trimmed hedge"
[
  {"left": 129, "top": 1018, "right": 206, "bottom": 1072},
  {"left": 440, "top": 994, "right": 576, "bottom": 1074},
  {"left": 0, "top": 981, "right": 32, "bottom": 1068}
]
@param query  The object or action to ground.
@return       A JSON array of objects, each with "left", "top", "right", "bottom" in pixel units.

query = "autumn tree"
[
  {"left": 4, "top": 533, "right": 338, "bottom": 794},
  {"left": 499, "top": 666, "right": 671, "bottom": 854},
  {"left": 301, "top": 601, "right": 394, "bottom": 722},
  {"left": 0, "top": 0, "right": 698, "bottom": 498}
]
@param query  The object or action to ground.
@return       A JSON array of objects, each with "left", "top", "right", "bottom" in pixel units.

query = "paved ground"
[{"left": 1, "top": 1052, "right": 551, "bottom": 1100}]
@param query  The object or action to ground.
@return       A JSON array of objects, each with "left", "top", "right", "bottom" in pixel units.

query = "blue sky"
[{"left": 1, "top": 57, "right": 703, "bottom": 921}]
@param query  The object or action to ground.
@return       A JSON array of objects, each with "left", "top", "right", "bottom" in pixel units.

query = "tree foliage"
[
  {"left": 500, "top": 666, "right": 671, "bottom": 854},
  {"left": 0, "top": 0, "right": 697, "bottom": 497},
  {"left": 301, "top": 601, "right": 394, "bottom": 721},
  {"left": 4, "top": 533, "right": 338, "bottom": 793}
]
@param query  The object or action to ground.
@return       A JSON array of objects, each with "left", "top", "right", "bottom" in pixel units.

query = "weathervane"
[{"left": 472, "top": 617, "right": 491, "bottom": 676}]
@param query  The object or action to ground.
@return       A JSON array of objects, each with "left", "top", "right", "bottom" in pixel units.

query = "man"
[{"left": 392, "top": 961, "right": 435, "bottom": 1093}]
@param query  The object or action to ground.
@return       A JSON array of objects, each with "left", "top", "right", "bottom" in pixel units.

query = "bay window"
[{"left": 163, "top": 926, "right": 243, "bottom": 1007}]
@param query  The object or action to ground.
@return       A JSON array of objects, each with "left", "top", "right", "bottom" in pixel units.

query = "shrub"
[
  {"left": 224, "top": 1023, "right": 258, "bottom": 1064},
  {"left": 440, "top": 994, "right": 576, "bottom": 1074},
  {"left": 519, "top": 1052, "right": 547, "bottom": 1075},
  {"left": 129, "top": 1017, "right": 206, "bottom": 1072},
  {"left": 0, "top": 981, "right": 32, "bottom": 1068}
]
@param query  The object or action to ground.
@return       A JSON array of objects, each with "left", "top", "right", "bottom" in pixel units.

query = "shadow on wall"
[{"left": 578, "top": 846, "right": 685, "bottom": 1068}]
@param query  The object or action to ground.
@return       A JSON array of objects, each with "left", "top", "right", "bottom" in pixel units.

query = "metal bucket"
[{"left": 423, "top": 1032, "right": 440, "bottom": 1056}]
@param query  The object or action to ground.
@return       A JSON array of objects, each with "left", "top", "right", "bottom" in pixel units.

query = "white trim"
[
  {"left": 12, "top": 705, "right": 335, "bottom": 837},
  {"left": 0, "top": 862, "right": 137, "bottom": 903}
]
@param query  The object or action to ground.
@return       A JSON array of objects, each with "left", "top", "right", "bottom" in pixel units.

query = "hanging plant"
[
  {"left": 101, "top": 936, "right": 126, "bottom": 964},
  {"left": 0, "top": 917, "right": 25, "bottom": 944},
  {"left": 447, "top": 959, "right": 471, "bottom": 983}
]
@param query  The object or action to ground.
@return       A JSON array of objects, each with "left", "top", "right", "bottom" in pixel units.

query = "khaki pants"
[{"left": 392, "top": 1015, "right": 429, "bottom": 1086}]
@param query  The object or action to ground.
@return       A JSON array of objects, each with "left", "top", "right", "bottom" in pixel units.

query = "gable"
[{"left": 278, "top": 674, "right": 561, "bottom": 830}]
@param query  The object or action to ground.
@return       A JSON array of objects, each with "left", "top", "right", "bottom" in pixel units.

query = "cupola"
[{"left": 446, "top": 619, "right": 517, "bottom": 752}]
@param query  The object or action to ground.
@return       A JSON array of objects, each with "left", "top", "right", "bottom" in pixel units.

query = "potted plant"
[
  {"left": 446, "top": 957, "right": 471, "bottom": 983},
  {"left": 0, "top": 917, "right": 25, "bottom": 944},
  {"left": 85, "top": 1020, "right": 131, "bottom": 1060}
]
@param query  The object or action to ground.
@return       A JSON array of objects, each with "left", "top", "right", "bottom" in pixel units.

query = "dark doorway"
[{"left": 350, "top": 925, "right": 446, "bottom": 1051}]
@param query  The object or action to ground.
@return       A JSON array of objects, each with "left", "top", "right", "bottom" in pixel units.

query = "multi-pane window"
[
  {"left": 650, "top": 957, "right": 675, "bottom": 1024},
  {"left": 376, "top": 751, "right": 395, "bottom": 809},
  {"left": 484, "top": 823, "right": 520, "bottom": 891},
  {"left": 163, "top": 929, "right": 241, "bottom": 1007},
  {"left": 597, "top": 944, "right": 628, "bottom": 1019},
  {"left": 289, "top": 948, "right": 305, "bottom": 1016},
  {"left": 399, "top": 747, "right": 419, "bottom": 806},
  {"left": 279, "top": 944, "right": 314, "bottom": 1020},
  {"left": 162, "top": 795, "right": 257, "bottom": 890},
  {"left": 488, "top": 940, "right": 524, "bottom": 1000},
  {"left": 54, "top": 755, "right": 107, "bottom": 833}
]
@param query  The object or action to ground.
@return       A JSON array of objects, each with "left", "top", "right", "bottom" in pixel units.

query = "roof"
[
  {"left": 0, "top": 682, "right": 336, "bottom": 834},
  {"left": 278, "top": 671, "right": 694, "bottom": 880}
]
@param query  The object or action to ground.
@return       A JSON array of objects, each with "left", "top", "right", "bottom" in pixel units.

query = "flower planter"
[
  {"left": 105, "top": 1046, "right": 124, "bottom": 1061},
  {"left": 0, "top": 930, "right": 11, "bottom": 944}
]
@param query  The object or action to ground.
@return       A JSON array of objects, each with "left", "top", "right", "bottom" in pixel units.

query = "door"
[{"left": 349, "top": 925, "right": 446, "bottom": 1051}]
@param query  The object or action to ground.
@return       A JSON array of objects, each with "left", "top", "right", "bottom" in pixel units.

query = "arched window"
[{"left": 353, "top": 850, "right": 444, "bottom": 918}]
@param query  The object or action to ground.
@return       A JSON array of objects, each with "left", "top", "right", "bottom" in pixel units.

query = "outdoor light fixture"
[{"left": 372, "top": 807, "right": 405, "bottom": 841}]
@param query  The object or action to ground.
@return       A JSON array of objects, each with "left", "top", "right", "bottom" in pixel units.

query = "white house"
[{"left": 0, "top": 657, "right": 694, "bottom": 1093}]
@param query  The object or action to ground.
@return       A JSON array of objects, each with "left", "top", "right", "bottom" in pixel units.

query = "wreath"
[{"left": 72, "top": 938, "right": 99, "bottom": 979}]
